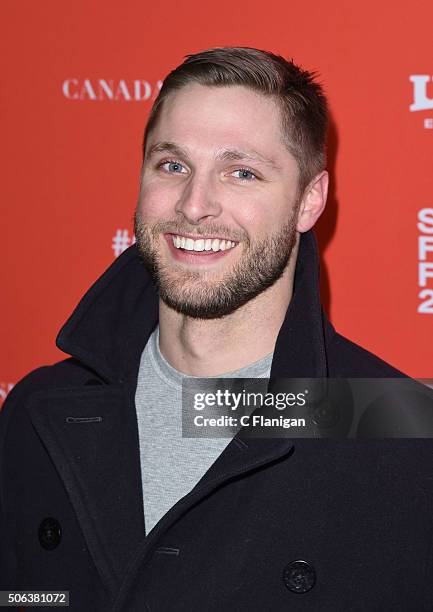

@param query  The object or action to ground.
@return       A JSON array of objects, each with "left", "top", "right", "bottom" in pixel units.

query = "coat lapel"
[{"left": 27, "top": 383, "right": 146, "bottom": 596}]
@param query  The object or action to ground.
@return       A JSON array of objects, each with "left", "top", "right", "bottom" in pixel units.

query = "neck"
[{"left": 158, "top": 237, "right": 300, "bottom": 376}]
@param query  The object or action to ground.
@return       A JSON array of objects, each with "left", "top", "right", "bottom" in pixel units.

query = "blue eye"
[
  {"left": 232, "top": 169, "right": 256, "bottom": 181},
  {"left": 161, "top": 161, "right": 187, "bottom": 174}
]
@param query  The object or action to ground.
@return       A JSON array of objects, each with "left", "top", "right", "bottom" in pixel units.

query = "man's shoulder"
[
  {"left": 7, "top": 358, "right": 98, "bottom": 396},
  {"left": 0, "top": 359, "right": 100, "bottom": 435},
  {"left": 325, "top": 324, "right": 406, "bottom": 378}
]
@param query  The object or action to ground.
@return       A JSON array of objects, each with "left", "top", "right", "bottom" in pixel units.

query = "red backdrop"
[{"left": 1, "top": 0, "right": 432, "bottom": 404}]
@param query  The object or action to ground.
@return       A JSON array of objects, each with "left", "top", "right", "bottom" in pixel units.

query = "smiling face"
[{"left": 134, "top": 83, "right": 306, "bottom": 319}]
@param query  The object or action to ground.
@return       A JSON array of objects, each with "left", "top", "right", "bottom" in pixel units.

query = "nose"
[{"left": 175, "top": 173, "right": 223, "bottom": 225}]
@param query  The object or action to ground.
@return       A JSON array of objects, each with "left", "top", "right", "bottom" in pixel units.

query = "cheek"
[
  {"left": 241, "top": 188, "right": 298, "bottom": 233},
  {"left": 138, "top": 182, "right": 175, "bottom": 220},
  {"left": 231, "top": 197, "right": 276, "bottom": 238}
]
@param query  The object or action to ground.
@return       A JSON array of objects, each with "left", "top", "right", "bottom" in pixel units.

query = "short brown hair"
[{"left": 143, "top": 47, "right": 328, "bottom": 194}]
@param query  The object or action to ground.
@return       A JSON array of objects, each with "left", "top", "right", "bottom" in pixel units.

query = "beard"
[{"left": 133, "top": 208, "right": 299, "bottom": 320}]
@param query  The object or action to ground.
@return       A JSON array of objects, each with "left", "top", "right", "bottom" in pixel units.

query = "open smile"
[{"left": 163, "top": 233, "right": 239, "bottom": 265}]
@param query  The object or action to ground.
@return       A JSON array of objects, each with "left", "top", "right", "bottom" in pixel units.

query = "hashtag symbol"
[{"left": 112, "top": 229, "right": 133, "bottom": 258}]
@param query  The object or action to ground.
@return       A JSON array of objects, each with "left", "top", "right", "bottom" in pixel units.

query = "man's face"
[{"left": 135, "top": 83, "right": 302, "bottom": 319}]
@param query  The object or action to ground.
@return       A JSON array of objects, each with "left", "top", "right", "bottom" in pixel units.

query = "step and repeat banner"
[{"left": 1, "top": 0, "right": 432, "bottom": 405}]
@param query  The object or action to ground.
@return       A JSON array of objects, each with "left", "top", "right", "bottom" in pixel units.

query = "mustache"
[{"left": 136, "top": 215, "right": 247, "bottom": 244}]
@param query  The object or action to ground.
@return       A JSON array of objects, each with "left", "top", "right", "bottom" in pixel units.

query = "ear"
[{"left": 296, "top": 171, "right": 329, "bottom": 233}]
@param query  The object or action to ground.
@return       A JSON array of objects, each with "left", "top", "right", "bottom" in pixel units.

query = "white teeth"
[
  {"left": 193, "top": 239, "right": 205, "bottom": 251},
  {"left": 172, "top": 234, "right": 237, "bottom": 253}
]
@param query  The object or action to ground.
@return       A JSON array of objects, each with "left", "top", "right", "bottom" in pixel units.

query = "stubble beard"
[{"left": 133, "top": 208, "right": 299, "bottom": 320}]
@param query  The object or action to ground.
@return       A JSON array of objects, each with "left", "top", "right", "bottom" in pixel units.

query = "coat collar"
[{"left": 56, "top": 229, "right": 328, "bottom": 381}]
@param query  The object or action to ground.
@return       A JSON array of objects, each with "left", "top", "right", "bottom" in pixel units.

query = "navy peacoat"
[{"left": 1, "top": 230, "right": 433, "bottom": 611}]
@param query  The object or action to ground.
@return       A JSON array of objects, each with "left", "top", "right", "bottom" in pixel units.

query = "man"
[{"left": 1, "top": 47, "right": 432, "bottom": 611}]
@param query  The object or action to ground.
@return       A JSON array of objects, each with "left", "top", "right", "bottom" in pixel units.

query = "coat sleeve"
[
  {"left": 0, "top": 382, "right": 19, "bottom": 590},
  {"left": 0, "top": 367, "right": 50, "bottom": 591}
]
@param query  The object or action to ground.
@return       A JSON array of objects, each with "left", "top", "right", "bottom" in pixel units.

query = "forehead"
[{"left": 148, "top": 83, "right": 288, "bottom": 161}]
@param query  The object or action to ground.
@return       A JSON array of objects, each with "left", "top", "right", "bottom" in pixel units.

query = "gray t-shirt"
[{"left": 135, "top": 325, "right": 273, "bottom": 534}]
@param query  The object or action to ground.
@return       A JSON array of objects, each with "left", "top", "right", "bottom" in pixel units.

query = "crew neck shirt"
[{"left": 135, "top": 325, "right": 273, "bottom": 534}]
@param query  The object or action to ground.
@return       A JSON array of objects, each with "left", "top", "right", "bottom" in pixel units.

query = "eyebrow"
[{"left": 146, "top": 141, "right": 282, "bottom": 171}]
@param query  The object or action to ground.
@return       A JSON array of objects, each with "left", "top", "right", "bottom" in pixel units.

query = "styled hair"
[{"left": 143, "top": 47, "right": 328, "bottom": 194}]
